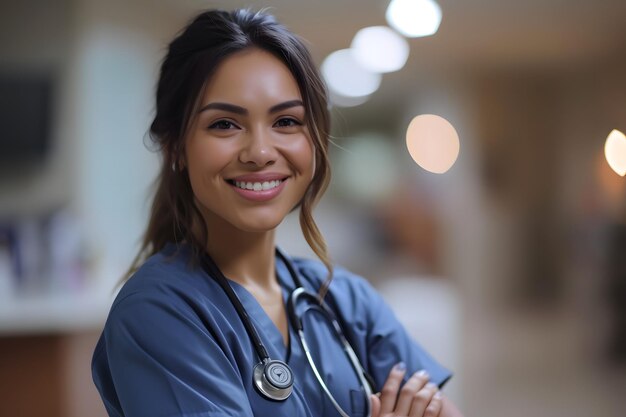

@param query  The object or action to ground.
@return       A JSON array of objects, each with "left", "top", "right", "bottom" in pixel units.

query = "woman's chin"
[{"left": 234, "top": 217, "right": 284, "bottom": 234}]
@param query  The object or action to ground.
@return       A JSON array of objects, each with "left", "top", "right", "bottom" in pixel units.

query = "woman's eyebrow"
[
  {"left": 269, "top": 99, "right": 304, "bottom": 114},
  {"left": 198, "top": 102, "right": 247, "bottom": 115},
  {"left": 197, "top": 99, "right": 304, "bottom": 115}
]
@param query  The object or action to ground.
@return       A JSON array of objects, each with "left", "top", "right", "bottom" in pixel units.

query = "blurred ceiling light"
[
  {"left": 386, "top": 0, "right": 442, "bottom": 38},
  {"left": 328, "top": 90, "right": 370, "bottom": 108},
  {"left": 321, "top": 49, "right": 382, "bottom": 98},
  {"left": 351, "top": 26, "right": 410, "bottom": 73},
  {"left": 406, "top": 114, "right": 459, "bottom": 174},
  {"left": 604, "top": 129, "right": 626, "bottom": 176}
]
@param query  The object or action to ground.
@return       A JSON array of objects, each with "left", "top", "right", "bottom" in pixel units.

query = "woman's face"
[{"left": 184, "top": 48, "right": 315, "bottom": 234}]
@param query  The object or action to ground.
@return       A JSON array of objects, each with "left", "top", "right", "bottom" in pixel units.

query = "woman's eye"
[
  {"left": 209, "top": 120, "right": 238, "bottom": 130},
  {"left": 274, "top": 117, "right": 301, "bottom": 128}
]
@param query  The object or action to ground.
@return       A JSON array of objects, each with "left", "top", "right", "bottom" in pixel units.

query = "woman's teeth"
[{"left": 234, "top": 180, "right": 282, "bottom": 191}]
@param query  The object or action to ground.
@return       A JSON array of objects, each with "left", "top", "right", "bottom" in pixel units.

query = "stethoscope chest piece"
[{"left": 253, "top": 359, "right": 293, "bottom": 401}]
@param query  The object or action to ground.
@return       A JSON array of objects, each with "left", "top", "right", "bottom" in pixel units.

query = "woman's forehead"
[{"left": 201, "top": 48, "right": 302, "bottom": 108}]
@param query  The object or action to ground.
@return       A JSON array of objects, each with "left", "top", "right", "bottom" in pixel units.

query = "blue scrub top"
[{"left": 92, "top": 243, "right": 452, "bottom": 417}]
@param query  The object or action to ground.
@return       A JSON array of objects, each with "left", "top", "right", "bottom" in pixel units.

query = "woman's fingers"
[
  {"left": 408, "top": 382, "right": 439, "bottom": 417},
  {"left": 370, "top": 394, "right": 381, "bottom": 417},
  {"left": 377, "top": 364, "right": 443, "bottom": 417},
  {"left": 423, "top": 391, "right": 443, "bottom": 417},
  {"left": 379, "top": 362, "right": 407, "bottom": 414},
  {"left": 394, "top": 370, "right": 430, "bottom": 416}
]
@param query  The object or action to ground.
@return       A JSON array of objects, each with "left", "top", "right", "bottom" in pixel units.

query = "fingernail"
[
  {"left": 415, "top": 369, "right": 429, "bottom": 379},
  {"left": 426, "top": 382, "right": 437, "bottom": 390},
  {"left": 434, "top": 391, "right": 443, "bottom": 399},
  {"left": 394, "top": 362, "right": 407, "bottom": 372}
]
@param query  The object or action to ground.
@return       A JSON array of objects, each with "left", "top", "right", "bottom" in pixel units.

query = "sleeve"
[
  {"left": 329, "top": 271, "right": 453, "bottom": 391},
  {"left": 103, "top": 290, "right": 253, "bottom": 417}
]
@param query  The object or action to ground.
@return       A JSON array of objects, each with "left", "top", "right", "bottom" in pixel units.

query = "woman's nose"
[{"left": 238, "top": 129, "right": 278, "bottom": 167}]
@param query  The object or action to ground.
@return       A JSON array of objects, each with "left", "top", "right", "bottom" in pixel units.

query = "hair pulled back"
[{"left": 126, "top": 9, "right": 333, "bottom": 296}]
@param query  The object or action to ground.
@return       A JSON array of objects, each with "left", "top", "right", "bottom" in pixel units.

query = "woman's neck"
[{"left": 205, "top": 220, "right": 277, "bottom": 291}]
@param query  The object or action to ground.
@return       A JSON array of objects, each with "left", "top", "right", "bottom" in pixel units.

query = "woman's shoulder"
[{"left": 109, "top": 243, "right": 206, "bottom": 313}]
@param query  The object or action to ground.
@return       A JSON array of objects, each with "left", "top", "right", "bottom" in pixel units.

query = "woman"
[{"left": 92, "top": 9, "right": 463, "bottom": 417}]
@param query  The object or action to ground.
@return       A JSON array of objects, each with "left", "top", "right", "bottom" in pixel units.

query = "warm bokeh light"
[
  {"left": 321, "top": 49, "right": 382, "bottom": 98},
  {"left": 406, "top": 114, "right": 459, "bottom": 173},
  {"left": 350, "top": 26, "right": 410, "bottom": 73},
  {"left": 595, "top": 150, "right": 626, "bottom": 215},
  {"left": 604, "top": 129, "right": 626, "bottom": 176},
  {"left": 386, "top": 0, "right": 442, "bottom": 38}
]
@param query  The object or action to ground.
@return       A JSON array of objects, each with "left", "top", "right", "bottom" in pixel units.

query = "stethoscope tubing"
[
  {"left": 288, "top": 286, "right": 373, "bottom": 417},
  {"left": 200, "top": 252, "right": 270, "bottom": 360},
  {"left": 201, "top": 247, "right": 373, "bottom": 417}
]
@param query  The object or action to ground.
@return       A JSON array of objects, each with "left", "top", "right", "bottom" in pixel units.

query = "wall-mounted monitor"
[{"left": 0, "top": 73, "right": 53, "bottom": 166}]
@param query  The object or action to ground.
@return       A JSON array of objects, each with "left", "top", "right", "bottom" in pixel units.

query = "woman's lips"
[{"left": 227, "top": 178, "right": 288, "bottom": 202}]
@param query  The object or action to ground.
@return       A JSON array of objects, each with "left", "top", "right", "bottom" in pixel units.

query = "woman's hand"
[{"left": 369, "top": 363, "right": 443, "bottom": 417}]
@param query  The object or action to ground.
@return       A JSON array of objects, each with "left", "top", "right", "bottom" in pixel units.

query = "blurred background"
[{"left": 1, "top": 0, "right": 626, "bottom": 416}]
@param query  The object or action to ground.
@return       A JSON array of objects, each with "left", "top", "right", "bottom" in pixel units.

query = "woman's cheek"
[{"left": 292, "top": 135, "right": 316, "bottom": 178}]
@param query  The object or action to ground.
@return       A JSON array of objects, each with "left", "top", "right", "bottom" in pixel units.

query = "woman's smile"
[{"left": 226, "top": 173, "right": 291, "bottom": 202}]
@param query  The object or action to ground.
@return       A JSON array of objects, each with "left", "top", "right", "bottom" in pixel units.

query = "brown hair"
[{"left": 124, "top": 9, "right": 333, "bottom": 298}]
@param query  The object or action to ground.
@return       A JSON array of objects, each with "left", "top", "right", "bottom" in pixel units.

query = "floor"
[{"left": 461, "top": 305, "right": 626, "bottom": 417}]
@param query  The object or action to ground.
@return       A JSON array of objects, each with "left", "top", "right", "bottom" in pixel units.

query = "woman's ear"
[{"left": 172, "top": 143, "right": 187, "bottom": 171}]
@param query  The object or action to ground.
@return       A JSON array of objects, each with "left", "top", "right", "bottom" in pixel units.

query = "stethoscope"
[{"left": 200, "top": 247, "right": 375, "bottom": 417}]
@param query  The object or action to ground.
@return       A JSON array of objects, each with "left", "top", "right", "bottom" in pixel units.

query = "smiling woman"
[
  {"left": 91, "top": 8, "right": 462, "bottom": 417},
  {"left": 186, "top": 48, "right": 315, "bottom": 234}
]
